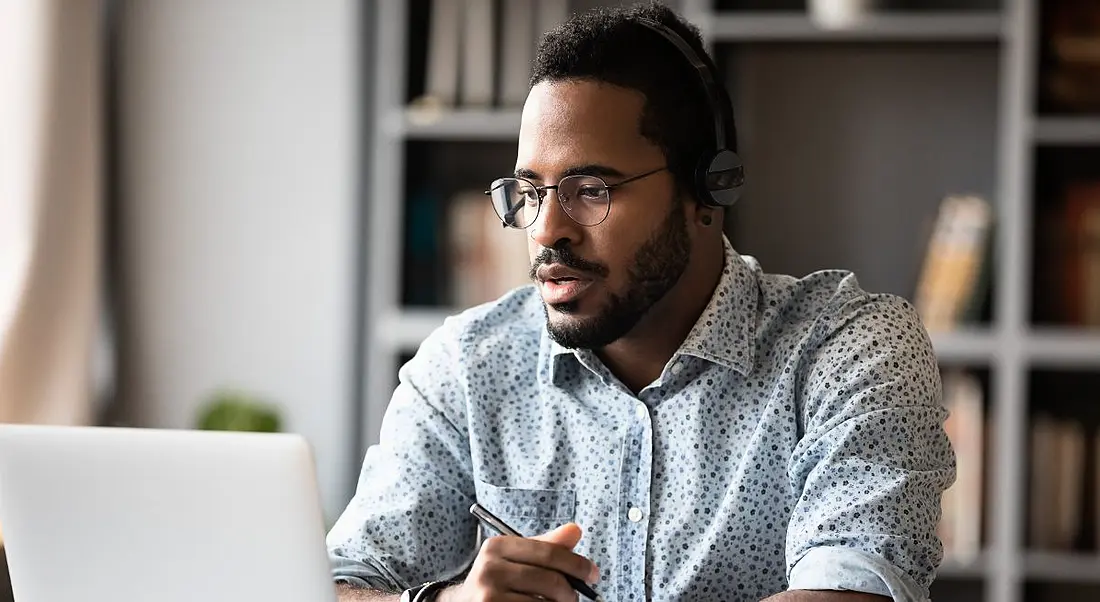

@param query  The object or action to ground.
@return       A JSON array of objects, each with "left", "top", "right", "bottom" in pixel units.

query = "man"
[{"left": 327, "top": 3, "right": 955, "bottom": 601}]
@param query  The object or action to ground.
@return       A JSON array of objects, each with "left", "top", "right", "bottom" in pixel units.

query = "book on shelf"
[
  {"left": 913, "top": 194, "right": 993, "bottom": 333},
  {"left": 446, "top": 190, "right": 531, "bottom": 309},
  {"left": 1095, "top": 432, "right": 1100, "bottom": 550},
  {"left": 1063, "top": 181, "right": 1100, "bottom": 327},
  {"left": 461, "top": 0, "right": 495, "bottom": 107},
  {"left": 1040, "top": 0, "right": 1100, "bottom": 114},
  {"left": 415, "top": 0, "right": 564, "bottom": 113},
  {"left": 1035, "top": 179, "right": 1100, "bottom": 326},
  {"left": 1029, "top": 414, "right": 1087, "bottom": 551},
  {"left": 938, "top": 369, "right": 985, "bottom": 563},
  {"left": 500, "top": 0, "right": 538, "bottom": 107},
  {"left": 421, "top": 0, "right": 461, "bottom": 109}
]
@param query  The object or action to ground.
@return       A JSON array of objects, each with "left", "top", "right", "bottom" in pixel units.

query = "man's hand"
[{"left": 439, "top": 523, "right": 600, "bottom": 602}]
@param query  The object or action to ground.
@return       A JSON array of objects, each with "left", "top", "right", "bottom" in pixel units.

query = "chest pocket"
[{"left": 474, "top": 479, "right": 576, "bottom": 538}]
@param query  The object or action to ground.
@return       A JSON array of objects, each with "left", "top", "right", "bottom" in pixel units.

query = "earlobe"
[{"left": 700, "top": 213, "right": 713, "bottom": 227}]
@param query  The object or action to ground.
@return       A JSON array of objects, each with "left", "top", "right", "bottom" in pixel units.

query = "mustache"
[{"left": 529, "top": 245, "right": 609, "bottom": 280}]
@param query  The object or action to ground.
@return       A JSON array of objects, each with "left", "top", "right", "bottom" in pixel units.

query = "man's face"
[{"left": 517, "top": 79, "right": 693, "bottom": 349}]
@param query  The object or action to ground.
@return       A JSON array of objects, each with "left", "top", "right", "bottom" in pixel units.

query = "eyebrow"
[{"left": 514, "top": 164, "right": 627, "bottom": 182}]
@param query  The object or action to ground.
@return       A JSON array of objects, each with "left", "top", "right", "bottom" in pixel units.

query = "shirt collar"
[
  {"left": 543, "top": 236, "right": 759, "bottom": 384},
  {"left": 678, "top": 236, "right": 758, "bottom": 375}
]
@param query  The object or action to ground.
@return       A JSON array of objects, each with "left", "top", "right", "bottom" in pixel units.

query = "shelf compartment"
[
  {"left": 1029, "top": 146, "right": 1100, "bottom": 328},
  {"left": 720, "top": 41, "right": 999, "bottom": 305},
  {"left": 1025, "top": 370, "right": 1100, "bottom": 562},
  {"left": 401, "top": 140, "right": 526, "bottom": 308}
]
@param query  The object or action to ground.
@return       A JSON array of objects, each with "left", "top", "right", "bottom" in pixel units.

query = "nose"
[{"left": 528, "top": 188, "right": 583, "bottom": 250}]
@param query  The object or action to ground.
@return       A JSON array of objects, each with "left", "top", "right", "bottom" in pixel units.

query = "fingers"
[
  {"left": 482, "top": 535, "right": 598, "bottom": 585},
  {"left": 530, "top": 523, "right": 583, "bottom": 549},
  {"left": 475, "top": 555, "right": 579, "bottom": 602},
  {"left": 458, "top": 522, "right": 598, "bottom": 602}
]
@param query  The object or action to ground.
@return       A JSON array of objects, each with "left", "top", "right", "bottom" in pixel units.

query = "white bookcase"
[{"left": 359, "top": 2, "right": 1100, "bottom": 601}]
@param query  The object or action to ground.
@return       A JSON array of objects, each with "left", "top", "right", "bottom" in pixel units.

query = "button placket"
[{"left": 617, "top": 398, "right": 653, "bottom": 602}]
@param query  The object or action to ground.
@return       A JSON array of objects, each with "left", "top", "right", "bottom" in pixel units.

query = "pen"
[{"left": 469, "top": 503, "right": 605, "bottom": 602}]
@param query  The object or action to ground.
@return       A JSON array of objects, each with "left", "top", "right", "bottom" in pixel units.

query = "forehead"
[{"left": 516, "top": 79, "right": 662, "bottom": 178}]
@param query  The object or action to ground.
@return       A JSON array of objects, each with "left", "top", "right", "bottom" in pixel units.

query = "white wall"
[{"left": 119, "top": 0, "right": 359, "bottom": 520}]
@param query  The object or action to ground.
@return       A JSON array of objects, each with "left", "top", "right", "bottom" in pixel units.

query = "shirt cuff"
[
  {"left": 329, "top": 553, "right": 405, "bottom": 592},
  {"left": 787, "top": 546, "right": 928, "bottom": 602}
]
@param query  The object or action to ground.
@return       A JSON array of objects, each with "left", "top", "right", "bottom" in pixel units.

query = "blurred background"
[{"left": 1, "top": 0, "right": 1099, "bottom": 601}]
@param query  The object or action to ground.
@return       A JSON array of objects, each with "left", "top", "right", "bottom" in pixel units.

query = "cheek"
[
  {"left": 588, "top": 211, "right": 654, "bottom": 269},
  {"left": 583, "top": 243, "right": 636, "bottom": 297},
  {"left": 527, "top": 235, "right": 539, "bottom": 263}
]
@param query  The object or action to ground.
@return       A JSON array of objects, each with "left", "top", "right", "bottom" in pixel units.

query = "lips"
[
  {"left": 536, "top": 265, "right": 595, "bottom": 305},
  {"left": 541, "top": 278, "right": 593, "bottom": 305}
]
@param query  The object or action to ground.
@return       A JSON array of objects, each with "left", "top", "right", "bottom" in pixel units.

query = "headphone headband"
[
  {"left": 636, "top": 18, "right": 726, "bottom": 152},
  {"left": 634, "top": 17, "right": 744, "bottom": 208}
]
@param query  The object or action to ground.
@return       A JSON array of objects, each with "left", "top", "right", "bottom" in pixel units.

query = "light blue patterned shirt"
[{"left": 327, "top": 238, "right": 955, "bottom": 601}]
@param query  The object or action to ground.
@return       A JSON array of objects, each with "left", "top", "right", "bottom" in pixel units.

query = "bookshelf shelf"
[
  {"left": 1024, "top": 551, "right": 1100, "bottom": 583},
  {"left": 938, "top": 553, "right": 990, "bottom": 580},
  {"left": 709, "top": 11, "right": 1003, "bottom": 43},
  {"left": 393, "top": 108, "right": 522, "bottom": 141},
  {"left": 932, "top": 330, "right": 999, "bottom": 364},
  {"left": 1032, "top": 117, "right": 1100, "bottom": 146},
  {"left": 1024, "top": 330, "right": 1100, "bottom": 367},
  {"left": 375, "top": 308, "right": 451, "bottom": 350}
]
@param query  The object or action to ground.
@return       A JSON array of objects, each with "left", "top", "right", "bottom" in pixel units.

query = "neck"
[{"left": 596, "top": 235, "right": 725, "bottom": 394}]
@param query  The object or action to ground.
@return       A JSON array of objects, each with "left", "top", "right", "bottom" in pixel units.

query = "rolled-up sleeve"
[
  {"left": 786, "top": 292, "right": 956, "bottom": 601},
  {"left": 326, "top": 318, "right": 478, "bottom": 590}
]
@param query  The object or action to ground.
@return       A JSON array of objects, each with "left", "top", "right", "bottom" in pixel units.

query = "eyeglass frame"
[{"left": 483, "top": 165, "right": 669, "bottom": 229}]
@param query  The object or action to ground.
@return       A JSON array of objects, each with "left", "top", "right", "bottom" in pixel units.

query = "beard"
[{"left": 536, "top": 201, "right": 692, "bottom": 350}]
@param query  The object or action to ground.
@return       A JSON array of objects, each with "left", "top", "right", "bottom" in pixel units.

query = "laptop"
[{"left": 0, "top": 424, "right": 337, "bottom": 602}]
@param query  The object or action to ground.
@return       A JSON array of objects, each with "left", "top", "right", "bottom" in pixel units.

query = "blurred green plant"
[{"left": 196, "top": 389, "right": 282, "bottom": 433}]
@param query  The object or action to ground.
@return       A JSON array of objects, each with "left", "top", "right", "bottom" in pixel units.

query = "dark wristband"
[{"left": 411, "top": 580, "right": 452, "bottom": 602}]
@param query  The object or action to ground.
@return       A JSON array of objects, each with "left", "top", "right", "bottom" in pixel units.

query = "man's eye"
[{"left": 578, "top": 186, "right": 606, "bottom": 201}]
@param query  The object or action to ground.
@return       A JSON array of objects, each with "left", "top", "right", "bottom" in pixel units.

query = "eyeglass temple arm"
[{"left": 608, "top": 166, "right": 667, "bottom": 188}]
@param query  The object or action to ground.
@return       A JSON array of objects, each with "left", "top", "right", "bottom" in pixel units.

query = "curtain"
[{"left": 0, "top": 0, "right": 105, "bottom": 429}]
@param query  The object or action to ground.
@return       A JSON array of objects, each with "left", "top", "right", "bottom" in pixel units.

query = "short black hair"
[{"left": 531, "top": 1, "right": 737, "bottom": 202}]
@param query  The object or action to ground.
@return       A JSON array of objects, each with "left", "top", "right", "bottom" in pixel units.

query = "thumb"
[{"left": 531, "top": 522, "right": 583, "bottom": 549}]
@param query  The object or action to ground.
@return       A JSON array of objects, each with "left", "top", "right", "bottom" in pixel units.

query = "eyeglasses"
[{"left": 484, "top": 166, "right": 668, "bottom": 229}]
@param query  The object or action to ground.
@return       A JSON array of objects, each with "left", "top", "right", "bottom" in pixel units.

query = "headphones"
[{"left": 636, "top": 18, "right": 745, "bottom": 208}]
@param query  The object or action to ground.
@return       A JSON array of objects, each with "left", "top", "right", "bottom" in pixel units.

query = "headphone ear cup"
[
  {"left": 694, "top": 152, "right": 719, "bottom": 207},
  {"left": 701, "top": 149, "right": 744, "bottom": 207}
]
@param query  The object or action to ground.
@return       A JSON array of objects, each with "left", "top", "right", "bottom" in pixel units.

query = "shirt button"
[
  {"left": 671, "top": 362, "right": 684, "bottom": 375},
  {"left": 628, "top": 507, "right": 644, "bottom": 523},
  {"left": 635, "top": 404, "right": 647, "bottom": 419}
]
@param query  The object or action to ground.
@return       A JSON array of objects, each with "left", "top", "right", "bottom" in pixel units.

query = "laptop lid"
[{"left": 0, "top": 425, "right": 337, "bottom": 602}]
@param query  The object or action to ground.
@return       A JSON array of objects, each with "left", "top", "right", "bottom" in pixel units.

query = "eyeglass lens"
[{"left": 488, "top": 175, "right": 611, "bottom": 229}]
